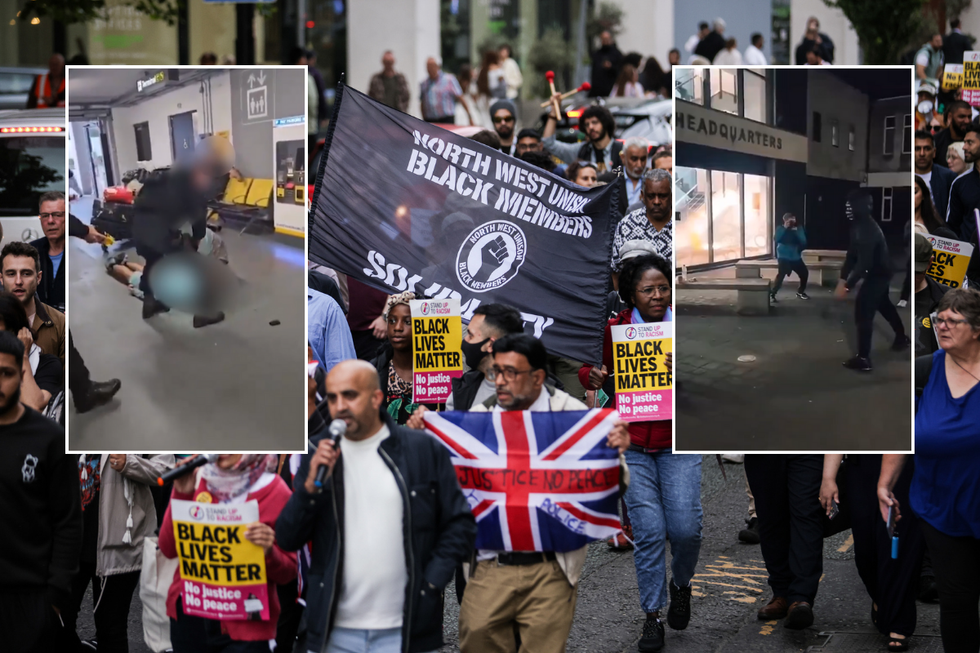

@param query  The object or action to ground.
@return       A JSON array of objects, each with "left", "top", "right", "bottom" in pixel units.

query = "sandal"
[{"left": 886, "top": 635, "right": 909, "bottom": 651}]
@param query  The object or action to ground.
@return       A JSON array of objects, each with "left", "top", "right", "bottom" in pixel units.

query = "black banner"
[{"left": 309, "top": 85, "right": 619, "bottom": 364}]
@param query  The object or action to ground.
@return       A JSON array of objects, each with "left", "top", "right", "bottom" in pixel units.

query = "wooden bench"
[
  {"left": 801, "top": 249, "right": 848, "bottom": 264},
  {"left": 735, "top": 259, "right": 844, "bottom": 287},
  {"left": 676, "top": 277, "right": 771, "bottom": 315}
]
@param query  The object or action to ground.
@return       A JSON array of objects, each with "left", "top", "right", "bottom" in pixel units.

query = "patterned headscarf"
[
  {"left": 200, "top": 454, "right": 278, "bottom": 504},
  {"left": 383, "top": 291, "right": 416, "bottom": 319}
]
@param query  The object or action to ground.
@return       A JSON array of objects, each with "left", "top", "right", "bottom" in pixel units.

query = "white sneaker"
[
  {"left": 722, "top": 454, "right": 745, "bottom": 463},
  {"left": 897, "top": 300, "right": 908, "bottom": 308}
]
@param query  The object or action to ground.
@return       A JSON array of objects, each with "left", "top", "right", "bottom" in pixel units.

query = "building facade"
[{"left": 675, "top": 68, "right": 911, "bottom": 271}]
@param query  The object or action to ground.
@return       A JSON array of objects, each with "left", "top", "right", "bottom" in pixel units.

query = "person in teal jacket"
[{"left": 772, "top": 213, "right": 810, "bottom": 301}]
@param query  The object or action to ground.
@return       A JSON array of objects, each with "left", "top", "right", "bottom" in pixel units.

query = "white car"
[
  {"left": 610, "top": 99, "right": 673, "bottom": 147},
  {"left": 0, "top": 109, "right": 65, "bottom": 248}
]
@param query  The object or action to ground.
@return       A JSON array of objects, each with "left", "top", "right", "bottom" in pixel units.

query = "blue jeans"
[
  {"left": 623, "top": 450, "right": 703, "bottom": 613},
  {"left": 320, "top": 627, "right": 438, "bottom": 653}
]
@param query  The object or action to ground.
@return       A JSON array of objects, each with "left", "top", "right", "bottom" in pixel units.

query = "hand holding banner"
[
  {"left": 611, "top": 322, "right": 673, "bottom": 422},
  {"left": 171, "top": 499, "right": 269, "bottom": 621},
  {"left": 925, "top": 235, "right": 974, "bottom": 288},
  {"left": 411, "top": 298, "right": 464, "bottom": 403}
]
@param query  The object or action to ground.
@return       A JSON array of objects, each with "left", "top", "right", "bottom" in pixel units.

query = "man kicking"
[
  {"left": 835, "top": 190, "right": 910, "bottom": 372},
  {"left": 771, "top": 213, "right": 809, "bottom": 302}
]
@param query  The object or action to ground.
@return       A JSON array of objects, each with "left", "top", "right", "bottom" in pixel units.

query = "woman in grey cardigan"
[{"left": 60, "top": 454, "right": 174, "bottom": 653}]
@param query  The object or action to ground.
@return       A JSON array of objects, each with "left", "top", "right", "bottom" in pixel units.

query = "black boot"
[
  {"left": 142, "top": 294, "right": 170, "bottom": 319},
  {"left": 738, "top": 517, "right": 761, "bottom": 544},
  {"left": 193, "top": 312, "right": 226, "bottom": 329},
  {"left": 74, "top": 379, "right": 122, "bottom": 414}
]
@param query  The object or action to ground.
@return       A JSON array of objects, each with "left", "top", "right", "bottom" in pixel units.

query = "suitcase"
[
  {"left": 91, "top": 202, "right": 136, "bottom": 242},
  {"left": 103, "top": 186, "right": 134, "bottom": 204}
]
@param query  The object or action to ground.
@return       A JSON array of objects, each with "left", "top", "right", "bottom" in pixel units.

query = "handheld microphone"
[
  {"left": 156, "top": 454, "right": 220, "bottom": 486},
  {"left": 314, "top": 419, "right": 346, "bottom": 491}
]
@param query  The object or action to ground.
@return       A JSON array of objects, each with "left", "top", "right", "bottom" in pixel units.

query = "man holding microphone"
[{"left": 276, "top": 359, "right": 475, "bottom": 653}]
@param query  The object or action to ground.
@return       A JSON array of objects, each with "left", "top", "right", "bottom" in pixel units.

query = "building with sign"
[{"left": 674, "top": 67, "right": 912, "bottom": 271}]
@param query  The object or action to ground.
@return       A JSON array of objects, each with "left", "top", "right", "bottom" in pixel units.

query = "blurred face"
[
  {"left": 642, "top": 178, "right": 671, "bottom": 222},
  {"left": 216, "top": 454, "right": 243, "bottom": 470},
  {"left": 574, "top": 166, "right": 597, "bottom": 188},
  {"left": 948, "top": 149, "right": 966, "bottom": 173},
  {"left": 1, "top": 255, "right": 39, "bottom": 306},
  {"left": 325, "top": 364, "right": 384, "bottom": 439},
  {"left": 632, "top": 267, "right": 671, "bottom": 321},
  {"left": 951, "top": 107, "right": 972, "bottom": 134},
  {"left": 492, "top": 109, "right": 515, "bottom": 139},
  {"left": 582, "top": 116, "right": 606, "bottom": 142},
  {"left": 807, "top": 19, "right": 819, "bottom": 32},
  {"left": 935, "top": 308, "right": 979, "bottom": 351},
  {"left": 914, "top": 137, "right": 935, "bottom": 171},
  {"left": 931, "top": 34, "right": 943, "bottom": 49},
  {"left": 668, "top": 51, "right": 680, "bottom": 65},
  {"left": 623, "top": 146, "right": 648, "bottom": 180},
  {"left": 963, "top": 132, "right": 980, "bottom": 163},
  {"left": 382, "top": 53, "right": 395, "bottom": 69},
  {"left": 493, "top": 351, "right": 545, "bottom": 410},
  {"left": 754, "top": 37, "right": 764, "bottom": 49},
  {"left": 515, "top": 136, "right": 543, "bottom": 156},
  {"left": 49, "top": 54, "right": 64, "bottom": 77},
  {"left": 386, "top": 304, "right": 412, "bottom": 352},
  {"left": 499, "top": 46, "right": 511, "bottom": 60},
  {"left": 39, "top": 199, "right": 66, "bottom": 242},
  {"left": 601, "top": 31, "right": 613, "bottom": 47},
  {"left": 426, "top": 58, "right": 439, "bottom": 79},
  {"left": 0, "top": 352, "right": 22, "bottom": 416},
  {"left": 806, "top": 50, "right": 820, "bottom": 65},
  {"left": 653, "top": 155, "right": 672, "bottom": 176}
]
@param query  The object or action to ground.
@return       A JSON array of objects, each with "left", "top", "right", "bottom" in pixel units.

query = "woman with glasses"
[
  {"left": 880, "top": 287, "right": 980, "bottom": 653},
  {"left": 579, "top": 254, "right": 701, "bottom": 652},
  {"left": 369, "top": 292, "right": 445, "bottom": 425}
]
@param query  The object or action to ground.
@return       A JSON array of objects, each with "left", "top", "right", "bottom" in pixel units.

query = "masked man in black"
[
  {"left": 835, "top": 190, "right": 910, "bottom": 371},
  {"left": 133, "top": 136, "right": 232, "bottom": 328}
]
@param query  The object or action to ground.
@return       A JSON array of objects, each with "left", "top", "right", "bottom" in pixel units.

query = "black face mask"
[
  {"left": 461, "top": 337, "right": 490, "bottom": 371},
  {"left": 845, "top": 195, "right": 872, "bottom": 222}
]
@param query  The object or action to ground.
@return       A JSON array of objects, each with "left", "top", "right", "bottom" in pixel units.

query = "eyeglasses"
[
  {"left": 636, "top": 285, "right": 671, "bottom": 298},
  {"left": 934, "top": 316, "right": 971, "bottom": 328},
  {"left": 491, "top": 365, "right": 533, "bottom": 382},
  {"left": 39, "top": 212, "right": 64, "bottom": 219},
  {"left": 492, "top": 116, "right": 515, "bottom": 124}
]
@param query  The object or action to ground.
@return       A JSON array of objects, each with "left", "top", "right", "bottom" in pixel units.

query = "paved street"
[
  {"left": 77, "top": 457, "right": 940, "bottom": 652},
  {"left": 675, "top": 267, "right": 912, "bottom": 452}
]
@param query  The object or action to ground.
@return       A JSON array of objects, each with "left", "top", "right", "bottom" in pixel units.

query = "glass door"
[
  {"left": 710, "top": 170, "right": 742, "bottom": 263},
  {"left": 675, "top": 167, "right": 710, "bottom": 267}
]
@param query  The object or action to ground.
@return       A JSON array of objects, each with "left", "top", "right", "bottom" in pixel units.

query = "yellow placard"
[
  {"left": 410, "top": 299, "right": 464, "bottom": 403},
  {"left": 277, "top": 187, "right": 285, "bottom": 198},
  {"left": 174, "top": 520, "right": 266, "bottom": 586},
  {"left": 963, "top": 53, "right": 980, "bottom": 105},
  {"left": 926, "top": 235, "right": 974, "bottom": 288},
  {"left": 610, "top": 322, "right": 673, "bottom": 422},
  {"left": 943, "top": 64, "right": 964, "bottom": 90}
]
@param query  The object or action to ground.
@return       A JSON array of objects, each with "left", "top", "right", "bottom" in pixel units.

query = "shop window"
[
  {"left": 883, "top": 116, "right": 895, "bottom": 156},
  {"left": 743, "top": 174, "right": 769, "bottom": 258},
  {"left": 709, "top": 68, "right": 738, "bottom": 116},
  {"left": 675, "top": 68, "right": 704, "bottom": 105},
  {"left": 675, "top": 167, "right": 710, "bottom": 266},
  {"left": 902, "top": 114, "right": 912, "bottom": 154},
  {"left": 743, "top": 70, "right": 767, "bottom": 123},
  {"left": 812, "top": 112, "right": 821, "bottom": 143}
]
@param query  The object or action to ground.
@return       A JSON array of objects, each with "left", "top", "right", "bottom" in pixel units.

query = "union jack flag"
[{"left": 423, "top": 409, "right": 623, "bottom": 552}]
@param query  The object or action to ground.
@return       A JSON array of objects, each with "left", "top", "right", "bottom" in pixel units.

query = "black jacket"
[
  {"left": 132, "top": 168, "right": 209, "bottom": 253},
  {"left": 29, "top": 236, "right": 65, "bottom": 313},
  {"left": 842, "top": 216, "right": 892, "bottom": 288},
  {"left": 275, "top": 411, "right": 476, "bottom": 653},
  {"left": 589, "top": 45, "right": 623, "bottom": 97},
  {"left": 944, "top": 165, "right": 980, "bottom": 282},
  {"left": 695, "top": 31, "right": 726, "bottom": 62},
  {"left": 944, "top": 30, "right": 972, "bottom": 65},
  {"left": 928, "top": 163, "right": 958, "bottom": 221}
]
